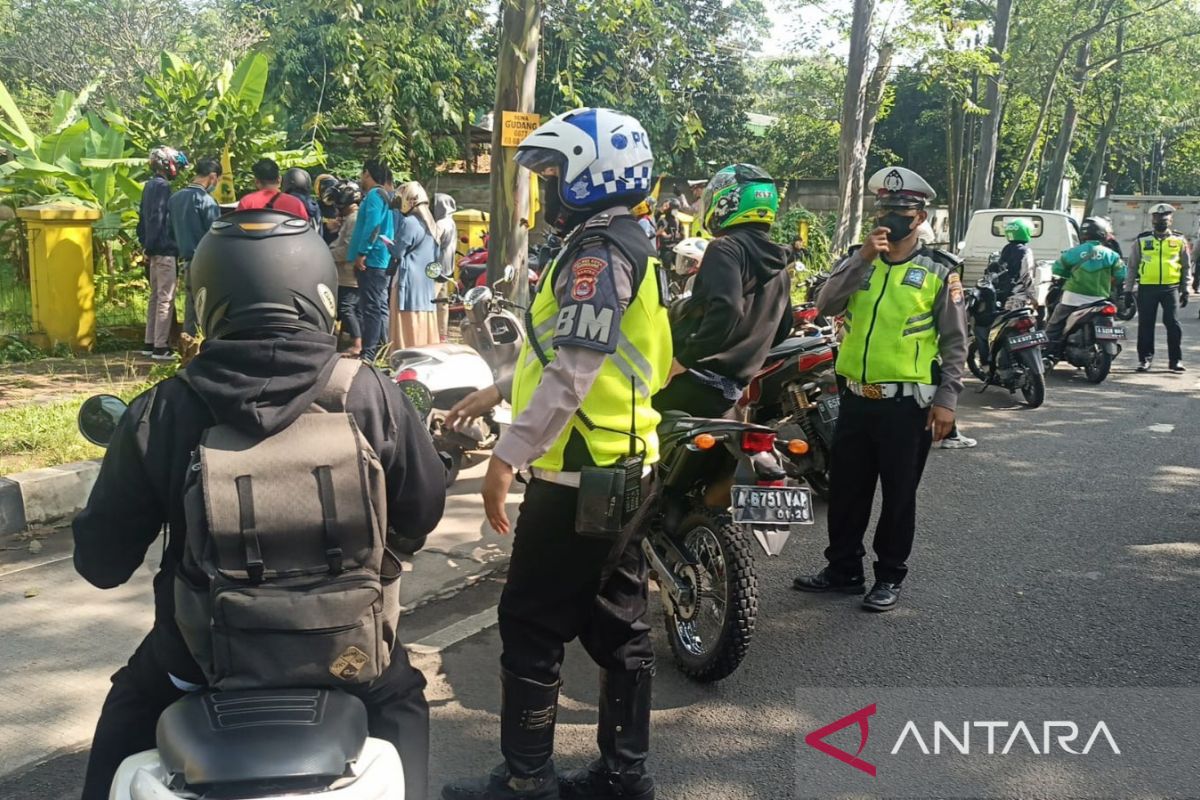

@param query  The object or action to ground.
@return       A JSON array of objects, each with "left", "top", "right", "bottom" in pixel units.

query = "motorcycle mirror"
[
  {"left": 425, "top": 261, "right": 447, "bottom": 281},
  {"left": 502, "top": 264, "right": 516, "bottom": 283},
  {"left": 396, "top": 379, "right": 434, "bottom": 420},
  {"left": 78, "top": 394, "right": 128, "bottom": 447}
]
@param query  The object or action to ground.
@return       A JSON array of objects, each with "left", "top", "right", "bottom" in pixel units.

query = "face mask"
[
  {"left": 1153, "top": 219, "right": 1169, "bottom": 232},
  {"left": 206, "top": 181, "right": 218, "bottom": 195},
  {"left": 878, "top": 212, "right": 916, "bottom": 243}
]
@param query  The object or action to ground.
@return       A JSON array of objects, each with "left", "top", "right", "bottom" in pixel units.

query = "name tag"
[{"left": 901, "top": 267, "right": 926, "bottom": 289}]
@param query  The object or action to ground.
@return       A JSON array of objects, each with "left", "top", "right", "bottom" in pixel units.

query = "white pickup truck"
[{"left": 958, "top": 208, "right": 1079, "bottom": 307}]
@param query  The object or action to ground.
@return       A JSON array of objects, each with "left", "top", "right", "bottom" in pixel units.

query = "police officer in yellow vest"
[
  {"left": 793, "top": 167, "right": 967, "bottom": 612},
  {"left": 1124, "top": 203, "right": 1191, "bottom": 373},
  {"left": 441, "top": 108, "right": 670, "bottom": 800}
]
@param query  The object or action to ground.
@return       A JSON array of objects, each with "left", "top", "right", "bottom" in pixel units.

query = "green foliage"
[
  {"left": 750, "top": 56, "right": 843, "bottom": 179},
  {"left": 772, "top": 206, "right": 836, "bottom": 279}
]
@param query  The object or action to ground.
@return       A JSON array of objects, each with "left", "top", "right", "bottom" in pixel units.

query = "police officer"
[
  {"left": 1125, "top": 203, "right": 1191, "bottom": 372},
  {"left": 441, "top": 108, "right": 670, "bottom": 800},
  {"left": 792, "top": 167, "right": 967, "bottom": 612}
]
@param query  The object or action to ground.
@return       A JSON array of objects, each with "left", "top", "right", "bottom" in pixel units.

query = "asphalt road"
[{"left": 2, "top": 313, "right": 1198, "bottom": 800}]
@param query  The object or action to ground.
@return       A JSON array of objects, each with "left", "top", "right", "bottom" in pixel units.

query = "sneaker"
[
  {"left": 939, "top": 433, "right": 978, "bottom": 449},
  {"left": 1136, "top": 358, "right": 1152, "bottom": 372},
  {"left": 151, "top": 348, "right": 176, "bottom": 362},
  {"left": 1169, "top": 363, "right": 1185, "bottom": 373},
  {"left": 139, "top": 344, "right": 154, "bottom": 356}
]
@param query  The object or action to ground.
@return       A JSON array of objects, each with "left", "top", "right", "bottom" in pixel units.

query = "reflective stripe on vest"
[
  {"left": 511, "top": 246, "right": 672, "bottom": 472},
  {"left": 836, "top": 252, "right": 950, "bottom": 384},
  {"left": 1138, "top": 235, "right": 1185, "bottom": 286}
]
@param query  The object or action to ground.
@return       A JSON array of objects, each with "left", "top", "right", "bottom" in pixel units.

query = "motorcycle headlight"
[{"left": 463, "top": 286, "right": 491, "bottom": 311}]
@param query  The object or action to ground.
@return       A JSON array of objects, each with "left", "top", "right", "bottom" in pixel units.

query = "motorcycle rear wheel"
[
  {"left": 1084, "top": 347, "right": 1112, "bottom": 384},
  {"left": 967, "top": 341, "right": 988, "bottom": 382},
  {"left": 663, "top": 509, "right": 758, "bottom": 683},
  {"left": 1018, "top": 350, "right": 1046, "bottom": 408}
]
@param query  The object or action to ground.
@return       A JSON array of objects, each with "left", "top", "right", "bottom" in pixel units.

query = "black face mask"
[
  {"left": 878, "top": 213, "right": 917, "bottom": 243},
  {"left": 1153, "top": 218, "right": 1169, "bottom": 233}
]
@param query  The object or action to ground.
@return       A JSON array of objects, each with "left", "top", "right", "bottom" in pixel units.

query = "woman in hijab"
[{"left": 390, "top": 181, "right": 440, "bottom": 348}]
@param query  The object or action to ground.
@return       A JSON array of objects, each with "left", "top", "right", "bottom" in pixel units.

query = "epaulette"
[
  {"left": 926, "top": 247, "right": 963, "bottom": 269},
  {"left": 1135, "top": 231, "right": 1153, "bottom": 239}
]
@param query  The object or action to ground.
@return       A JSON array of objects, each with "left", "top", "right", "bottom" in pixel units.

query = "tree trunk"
[
  {"left": 833, "top": 0, "right": 875, "bottom": 254},
  {"left": 1083, "top": 22, "right": 1124, "bottom": 217},
  {"left": 1041, "top": 38, "right": 1093, "bottom": 210},
  {"left": 487, "top": 0, "right": 543, "bottom": 309},
  {"left": 971, "top": 0, "right": 1012, "bottom": 213},
  {"left": 860, "top": 40, "right": 894, "bottom": 165},
  {"left": 946, "top": 98, "right": 965, "bottom": 244}
]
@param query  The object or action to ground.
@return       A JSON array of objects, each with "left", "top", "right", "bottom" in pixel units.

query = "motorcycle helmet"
[
  {"left": 282, "top": 167, "right": 313, "bottom": 195},
  {"left": 190, "top": 210, "right": 338, "bottom": 340},
  {"left": 1004, "top": 218, "right": 1033, "bottom": 243},
  {"left": 1080, "top": 216, "right": 1112, "bottom": 242},
  {"left": 149, "top": 146, "right": 188, "bottom": 179},
  {"left": 335, "top": 180, "right": 362, "bottom": 209},
  {"left": 315, "top": 174, "right": 338, "bottom": 202},
  {"left": 672, "top": 237, "right": 708, "bottom": 275},
  {"left": 515, "top": 108, "right": 654, "bottom": 229},
  {"left": 701, "top": 163, "right": 779, "bottom": 235}
]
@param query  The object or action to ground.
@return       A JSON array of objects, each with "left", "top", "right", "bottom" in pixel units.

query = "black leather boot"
[
  {"left": 441, "top": 669, "right": 561, "bottom": 800},
  {"left": 559, "top": 663, "right": 655, "bottom": 800}
]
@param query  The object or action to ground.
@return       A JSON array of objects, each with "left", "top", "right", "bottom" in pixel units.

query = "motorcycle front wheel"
[
  {"left": 663, "top": 509, "right": 758, "bottom": 683},
  {"left": 1085, "top": 346, "right": 1112, "bottom": 384},
  {"left": 1018, "top": 349, "right": 1046, "bottom": 408},
  {"left": 967, "top": 341, "right": 988, "bottom": 382}
]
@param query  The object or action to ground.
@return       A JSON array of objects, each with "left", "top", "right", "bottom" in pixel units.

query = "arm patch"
[{"left": 552, "top": 248, "right": 623, "bottom": 353}]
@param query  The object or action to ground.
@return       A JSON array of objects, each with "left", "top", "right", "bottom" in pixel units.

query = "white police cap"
[
  {"left": 868, "top": 166, "right": 936, "bottom": 209},
  {"left": 1150, "top": 202, "right": 1175, "bottom": 215}
]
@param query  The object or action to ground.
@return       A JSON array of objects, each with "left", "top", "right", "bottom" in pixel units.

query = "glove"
[
  {"left": 1182, "top": 293, "right": 1190, "bottom": 308},
  {"left": 1123, "top": 292, "right": 1135, "bottom": 306}
]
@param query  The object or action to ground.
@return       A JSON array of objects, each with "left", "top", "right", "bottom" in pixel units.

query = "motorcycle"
[
  {"left": 75, "top": 395, "right": 409, "bottom": 800},
  {"left": 643, "top": 416, "right": 813, "bottom": 682},
  {"left": 966, "top": 270, "right": 1047, "bottom": 407},
  {"left": 390, "top": 264, "right": 526, "bottom": 484},
  {"left": 448, "top": 235, "right": 546, "bottom": 316},
  {"left": 740, "top": 334, "right": 839, "bottom": 498},
  {"left": 1043, "top": 281, "right": 1125, "bottom": 384}
]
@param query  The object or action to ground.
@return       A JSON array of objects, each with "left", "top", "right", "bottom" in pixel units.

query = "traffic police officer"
[
  {"left": 442, "top": 108, "right": 670, "bottom": 800},
  {"left": 792, "top": 166, "right": 967, "bottom": 612},
  {"left": 1124, "top": 203, "right": 1191, "bottom": 372}
]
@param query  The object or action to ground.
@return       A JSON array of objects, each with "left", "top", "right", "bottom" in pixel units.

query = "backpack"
[{"left": 174, "top": 359, "right": 399, "bottom": 690}]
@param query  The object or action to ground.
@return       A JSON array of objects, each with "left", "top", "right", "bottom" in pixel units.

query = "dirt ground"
[{"left": 0, "top": 351, "right": 155, "bottom": 411}]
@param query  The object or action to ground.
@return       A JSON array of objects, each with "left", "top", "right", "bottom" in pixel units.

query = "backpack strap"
[
  {"left": 265, "top": 190, "right": 282, "bottom": 210},
  {"left": 313, "top": 358, "right": 362, "bottom": 413}
]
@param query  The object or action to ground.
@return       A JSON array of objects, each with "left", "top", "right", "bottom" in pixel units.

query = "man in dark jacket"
[
  {"left": 137, "top": 146, "right": 185, "bottom": 360},
  {"left": 74, "top": 210, "right": 447, "bottom": 800},
  {"left": 167, "top": 156, "right": 223, "bottom": 336},
  {"left": 655, "top": 164, "right": 792, "bottom": 419}
]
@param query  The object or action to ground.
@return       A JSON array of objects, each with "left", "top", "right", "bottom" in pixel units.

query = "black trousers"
[
  {"left": 358, "top": 268, "right": 391, "bottom": 362},
  {"left": 338, "top": 284, "right": 362, "bottom": 340},
  {"left": 823, "top": 393, "right": 932, "bottom": 584},
  {"left": 499, "top": 479, "right": 654, "bottom": 685},
  {"left": 652, "top": 371, "right": 737, "bottom": 420},
  {"left": 81, "top": 633, "right": 431, "bottom": 800},
  {"left": 1136, "top": 285, "right": 1182, "bottom": 364}
]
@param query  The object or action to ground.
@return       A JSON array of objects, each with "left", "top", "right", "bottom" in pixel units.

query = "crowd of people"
[{"left": 135, "top": 150, "right": 459, "bottom": 363}]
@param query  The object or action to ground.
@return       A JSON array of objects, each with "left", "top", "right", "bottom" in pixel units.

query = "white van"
[{"left": 958, "top": 209, "right": 1079, "bottom": 306}]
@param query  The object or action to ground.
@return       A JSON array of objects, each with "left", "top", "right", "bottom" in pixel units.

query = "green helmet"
[
  {"left": 701, "top": 164, "right": 779, "bottom": 234},
  {"left": 1005, "top": 218, "right": 1032, "bottom": 243}
]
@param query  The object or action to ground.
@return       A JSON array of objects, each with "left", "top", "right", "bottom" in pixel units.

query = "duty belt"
[{"left": 845, "top": 381, "right": 911, "bottom": 400}]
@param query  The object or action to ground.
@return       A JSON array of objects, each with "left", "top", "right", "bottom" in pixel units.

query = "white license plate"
[
  {"left": 818, "top": 395, "right": 840, "bottom": 423},
  {"left": 732, "top": 485, "right": 814, "bottom": 525},
  {"left": 1008, "top": 332, "right": 1047, "bottom": 349},
  {"left": 1094, "top": 326, "right": 1124, "bottom": 339}
]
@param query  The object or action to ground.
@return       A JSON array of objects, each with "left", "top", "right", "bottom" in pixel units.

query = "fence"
[{"left": 0, "top": 218, "right": 32, "bottom": 337}]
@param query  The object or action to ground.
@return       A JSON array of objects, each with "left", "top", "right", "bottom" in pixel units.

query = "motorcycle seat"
[
  {"left": 767, "top": 336, "right": 830, "bottom": 359},
  {"left": 157, "top": 689, "right": 368, "bottom": 789}
]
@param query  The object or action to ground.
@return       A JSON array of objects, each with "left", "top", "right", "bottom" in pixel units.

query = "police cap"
[{"left": 868, "top": 166, "right": 936, "bottom": 209}]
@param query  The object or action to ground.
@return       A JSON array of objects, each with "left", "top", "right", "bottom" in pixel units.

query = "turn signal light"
[
  {"left": 693, "top": 433, "right": 718, "bottom": 450},
  {"left": 740, "top": 431, "right": 777, "bottom": 453},
  {"left": 787, "top": 439, "right": 810, "bottom": 455},
  {"left": 395, "top": 368, "right": 418, "bottom": 382},
  {"left": 1099, "top": 303, "right": 1117, "bottom": 316}
]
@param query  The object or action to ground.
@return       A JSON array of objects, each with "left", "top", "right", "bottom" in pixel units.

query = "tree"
[
  {"left": 971, "top": 0, "right": 1013, "bottom": 212},
  {"left": 832, "top": 0, "right": 875, "bottom": 254}
]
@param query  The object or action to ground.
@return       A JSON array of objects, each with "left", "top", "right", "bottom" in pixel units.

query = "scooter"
[
  {"left": 967, "top": 271, "right": 1047, "bottom": 407},
  {"left": 1043, "top": 282, "right": 1125, "bottom": 384},
  {"left": 390, "top": 264, "right": 526, "bottom": 485},
  {"left": 74, "top": 396, "right": 408, "bottom": 800}
]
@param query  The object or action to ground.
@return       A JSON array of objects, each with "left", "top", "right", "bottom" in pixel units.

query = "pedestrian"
[
  {"left": 167, "top": 156, "right": 222, "bottom": 338},
  {"left": 329, "top": 180, "right": 364, "bottom": 358},
  {"left": 441, "top": 107, "right": 668, "bottom": 800},
  {"left": 316, "top": 173, "right": 343, "bottom": 243},
  {"left": 236, "top": 158, "right": 310, "bottom": 219},
  {"left": 432, "top": 192, "right": 459, "bottom": 342},
  {"left": 1045, "top": 217, "right": 1125, "bottom": 362},
  {"left": 1124, "top": 203, "right": 1191, "bottom": 372},
  {"left": 389, "top": 181, "right": 440, "bottom": 350},
  {"left": 655, "top": 198, "right": 682, "bottom": 266},
  {"left": 349, "top": 160, "right": 395, "bottom": 362},
  {"left": 73, "top": 208, "right": 446, "bottom": 800},
  {"left": 792, "top": 166, "right": 967, "bottom": 612},
  {"left": 656, "top": 163, "right": 793, "bottom": 419},
  {"left": 137, "top": 146, "right": 186, "bottom": 361},
  {"left": 282, "top": 167, "right": 322, "bottom": 229}
]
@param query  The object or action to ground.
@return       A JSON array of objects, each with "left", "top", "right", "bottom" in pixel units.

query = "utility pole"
[{"left": 487, "top": 0, "right": 543, "bottom": 310}]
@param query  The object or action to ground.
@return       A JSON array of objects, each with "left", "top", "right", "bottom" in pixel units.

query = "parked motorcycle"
[
  {"left": 966, "top": 271, "right": 1047, "bottom": 407},
  {"left": 75, "top": 396, "right": 409, "bottom": 800},
  {"left": 1043, "top": 281, "right": 1125, "bottom": 383},
  {"left": 390, "top": 265, "right": 526, "bottom": 484},
  {"left": 740, "top": 334, "right": 839, "bottom": 498},
  {"left": 643, "top": 416, "right": 813, "bottom": 682}
]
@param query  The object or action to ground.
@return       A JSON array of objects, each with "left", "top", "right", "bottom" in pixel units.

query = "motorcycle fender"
[
  {"left": 733, "top": 450, "right": 787, "bottom": 484},
  {"left": 1103, "top": 341, "right": 1121, "bottom": 356}
]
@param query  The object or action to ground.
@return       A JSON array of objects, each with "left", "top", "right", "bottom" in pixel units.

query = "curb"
[{"left": 0, "top": 461, "right": 100, "bottom": 536}]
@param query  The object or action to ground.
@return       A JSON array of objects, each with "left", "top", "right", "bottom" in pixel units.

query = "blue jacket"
[
  {"left": 137, "top": 176, "right": 177, "bottom": 257},
  {"left": 348, "top": 187, "right": 394, "bottom": 269},
  {"left": 392, "top": 212, "right": 438, "bottom": 312},
  {"left": 167, "top": 184, "right": 221, "bottom": 261}
]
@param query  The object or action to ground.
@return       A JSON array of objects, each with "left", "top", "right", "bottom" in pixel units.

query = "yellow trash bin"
[
  {"left": 452, "top": 209, "right": 490, "bottom": 259},
  {"left": 17, "top": 203, "right": 101, "bottom": 352}
]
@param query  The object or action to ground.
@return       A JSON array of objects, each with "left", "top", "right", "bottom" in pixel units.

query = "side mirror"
[
  {"left": 425, "top": 261, "right": 448, "bottom": 281},
  {"left": 502, "top": 264, "right": 516, "bottom": 283},
  {"left": 78, "top": 394, "right": 128, "bottom": 447},
  {"left": 396, "top": 379, "right": 434, "bottom": 420}
]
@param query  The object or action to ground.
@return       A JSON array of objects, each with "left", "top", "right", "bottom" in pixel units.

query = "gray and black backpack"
[{"left": 175, "top": 358, "right": 400, "bottom": 690}]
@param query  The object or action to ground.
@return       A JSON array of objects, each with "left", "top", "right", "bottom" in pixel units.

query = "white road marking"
[
  {"left": 408, "top": 606, "right": 499, "bottom": 655},
  {"left": 1147, "top": 423, "right": 1175, "bottom": 433},
  {"left": 0, "top": 553, "right": 73, "bottom": 579}
]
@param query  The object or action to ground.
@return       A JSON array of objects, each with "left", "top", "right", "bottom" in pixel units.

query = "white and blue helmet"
[{"left": 515, "top": 108, "right": 653, "bottom": 211}]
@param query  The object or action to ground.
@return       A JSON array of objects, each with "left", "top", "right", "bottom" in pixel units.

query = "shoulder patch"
[
  {"left": 570, "top": 255, "right": 608, "bottom": 301},
  {"left": 947, "top": 272, "right": 964, "bottom": 305}
]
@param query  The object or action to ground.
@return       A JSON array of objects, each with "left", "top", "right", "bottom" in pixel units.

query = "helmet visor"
[{"left": 514, "top": 147, "right": 565, "bottom": 178}]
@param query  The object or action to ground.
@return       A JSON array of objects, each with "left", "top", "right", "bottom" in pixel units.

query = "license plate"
[
  {"left": 1094, "top": 325, "right": 1124, "bottom": 339},
  {"left": 1007, "top": 332, "right": 1047, "bottom": 349},
  {"left": 817, "top": 395, "right": 840, "bottom": 423},
  {"left": 732, "top": 485, "right": 814, "bottom": 525}
]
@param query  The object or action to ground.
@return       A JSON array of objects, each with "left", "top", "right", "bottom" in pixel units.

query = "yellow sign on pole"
[
  {"left": 215, "top": 147, "right": 237, "bottom": 206},
  {"left": 500, "top": 111, "right": 541, "bottom": 148}
]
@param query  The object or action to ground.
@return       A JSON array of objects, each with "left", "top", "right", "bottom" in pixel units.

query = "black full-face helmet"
[
  {"left": 282, "top": 167, "right": 313, "bottom": 195},
  {"left": 191, "top": 210, "right": 338, "bottom": 340}
]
